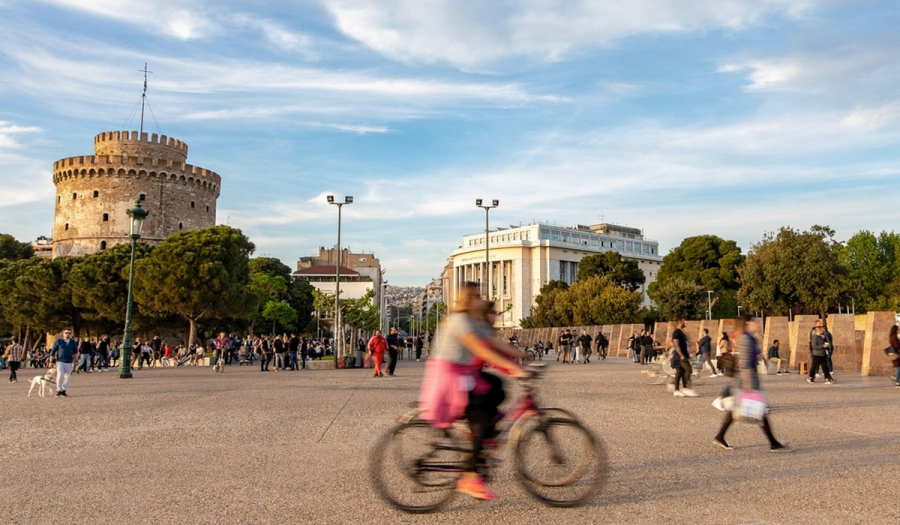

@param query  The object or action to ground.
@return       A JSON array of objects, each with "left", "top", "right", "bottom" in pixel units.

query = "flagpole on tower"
[{"left": 139, "top": 62, "right": 152, "bottom": 135}]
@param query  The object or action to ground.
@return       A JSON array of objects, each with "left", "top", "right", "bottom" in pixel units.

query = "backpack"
[{"left": 719, "top": 353, "right": 737, "bottom": 378}]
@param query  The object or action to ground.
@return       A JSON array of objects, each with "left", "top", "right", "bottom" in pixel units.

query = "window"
[
  {"left": 100, "top": 241, "right": 107, "bottom": 250},
  {"left": 540, "top": 230, "right": 550, "bottom": 240},
  {"left": 139, "top": 193, "right": 146, "bottom": 201},
  {"left": 72, "top": 193, "right": 77, "bottom": 200},
  {"left": 191, "top": 201, "right": 195, "bottom": 208},
  {"left": 57, "top": 196, "right": 61, "bottom": 204},
  {"left": 64, "top": 223, "right": 69, "bottom": 231},
  {"left": 626, "top": 241, "right": 633, "bottom": 251},
  {"left": 93, "top": 190, "right": 99, "bottom": 198},
  {"left": 206, "top": 205, "right": 209, "bottom": 212},
  {"left": 551, "top": 231, "right": 559, "bottom": 241},
  {"left": 102, "top": 213, "right": 108, "bottom": 222},
  {"left": 179, "top": 222, "right": 184, "bottom": 230}
]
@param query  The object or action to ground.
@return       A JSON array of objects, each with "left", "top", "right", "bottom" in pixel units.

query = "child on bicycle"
[{"left": 419, "top": 282, "right": 529, "bottom": 501}]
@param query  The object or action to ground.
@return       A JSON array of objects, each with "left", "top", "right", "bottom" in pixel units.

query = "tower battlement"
[{"left": 94, "top": 130, "right": 188, "bottom": 162}]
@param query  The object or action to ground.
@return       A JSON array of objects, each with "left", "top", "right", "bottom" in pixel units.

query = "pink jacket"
[{"left": 418, "top": 359, "right": 488, "bottom": 428}]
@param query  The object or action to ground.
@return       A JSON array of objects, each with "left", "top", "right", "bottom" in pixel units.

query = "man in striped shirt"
[{"left": 5, "top": 337, "right": 24, "bottom": 383}]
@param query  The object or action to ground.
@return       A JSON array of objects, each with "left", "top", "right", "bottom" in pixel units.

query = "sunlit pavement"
[{"left": 2, "top": 357, "right": 897, "bottom": 524}]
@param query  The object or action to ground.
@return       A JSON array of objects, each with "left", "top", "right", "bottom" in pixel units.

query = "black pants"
[
  {"left": 464, "top": 372, "right": 505, "bottom": 472},
  {"left": 8, "top": 361, "right": 20, "bottom": 381},
  {"left": 809, "top": 354, "right": 832, "bottom": 381},
  {"left": 415, "top": 348, "right": 422, "bottom": 360},
  {"left": 300, "top": 352, "right": 307, "bottom": 369},
  {"left": 674, "top": 359, "right": 692, "bottom": 390},
  {"left": 139, "top": 353, "right": 151, "bottom": 368},
  {"left": 259, "top": 352, "right": 268, "bottom": 371},
  {"left": 716, "top": 412, "right": 779, "bottom": 447},
  {"left": 387, "top": 350, "right": 398, "bottom": 375}
]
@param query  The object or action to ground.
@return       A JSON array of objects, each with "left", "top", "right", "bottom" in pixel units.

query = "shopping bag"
[{"left": 733, "top": 390, "right": 767, "bottom": 425}]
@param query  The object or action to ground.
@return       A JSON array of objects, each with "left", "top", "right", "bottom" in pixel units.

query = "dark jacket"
[{"left": 51, "top": 338, "right": 78, "bottom": 364}]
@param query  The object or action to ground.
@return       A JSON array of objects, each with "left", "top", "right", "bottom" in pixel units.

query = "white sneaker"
[
  {"left": 712, "top": 397, "right": 724, "bottom": 411},
  {"left": 709, "top": 373, "right": 718, "bottom": 378},
  {"left": 682, "top": 389, "right": 699, "bottom": 397},
  {"left": 674, "top": 390, "right": 685, "bottom": 397}
]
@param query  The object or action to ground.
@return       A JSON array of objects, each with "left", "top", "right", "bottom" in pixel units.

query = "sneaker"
[
  {"left": 824, "top": 379, "right": 834, "bottom": 384},
  {"left": 61, "top": 391, "right": 67, "bottom": 396},
  {"left": 770, "top": 442, "right": 791, "bottom": 453},
  {"left": 674, "top": 390, "right": 685, "bottom": 397},
  {"left": 709, "top": 373, "right": 718, "bottom": 378},
  {"left": 55, "top": 392, "right": 63, "bottom": 397},
  {"left": 807, "top": 378, "right": 814, "bottom": 384},
  {"left": 894, "top": 382, "right": 899, "bottom": 388},
  {"left": 712, "top": 397, "right": 724, "bottom": 411},
  {"left": 682, "top": 388, "right": 699, "bottom": 397},
  {"left": 456, "top": 475, "right": 497, "bottom": 501},
  {"left": 713, "top": 438, "right": 733, "bottom": 450}
]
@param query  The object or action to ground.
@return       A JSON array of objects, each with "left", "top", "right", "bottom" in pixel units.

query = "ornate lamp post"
[
  {"left": 328, "top": 195, "right": 352, "bottom": 365},
  {"left": 475, "top": 199, "right": 499, "bottom": 299},
  {"left": 120, "top": 199, "right": 148, "bottom": 379}
]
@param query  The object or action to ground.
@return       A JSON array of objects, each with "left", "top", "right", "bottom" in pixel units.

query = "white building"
[{"left": 448, "top": 222, "right": 663, "bottom": 327}]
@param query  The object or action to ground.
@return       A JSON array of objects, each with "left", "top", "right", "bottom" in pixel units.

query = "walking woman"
[
  {"left": 889, "top": 325, "right": 900, "bottom": 388},
  {"left": 713, "top": 315, "right": 789, "bottom": 452},
  {"left": 716, "top": 332, "right": 731, "bottom": 375}
]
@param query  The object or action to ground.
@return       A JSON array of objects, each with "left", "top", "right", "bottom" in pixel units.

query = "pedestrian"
[
  {"left": 76, "top": 337, "right": 92, "bottom": 373},
  {"left": 406, "top": 337, "right": 414, "bottom": 360},
  {"left": 300, "top": 337, "right": 309, "bottom": 370},
  {"left": 713, "top": 314, "right": 789, "bottom": 452},
  {"left": 273, "top": 334, "right": 287, "bottom": 370},
  {"left": 139, "top": 339, "right": 153, "bottom": 369},
  {"left": 50, "top": 329, "right": 77, "bottom": 397},
  {"left": 640, "top": 331, "right": 654, "bottom": 364},
  {"left": 577, "top": 330, "right": 592, "bottom": 364},
  {"left": 716, "top": 332, "right": 731, "bottom": 374},
  {"left": 5, "top": 337, "right": 24, "bottom": 383},
  {"left": 386, "top": 327, "right": 403, "bottom": 376},
  {"left": 808, "top": 320, "right": 834, "bottom": 384},
  {"left": 150, "top": 335, "right": 162, "bottom": 366},
  {"left": 96, "top": 335, "right": 110, "bottom": 371},
  {"left": 414, "top": 334, "right": 424, "bottom": 361},
  {"left": 367, "top": 330, "right": 387, "bottom": 377},
  {"left": 698, "top": 329, "right": 716, "bottom": 377},
  {"left": 765, "top": 340, "right": 786, "bottom": 375},
  {"left": 669, "top": 319, "right": 698, "bottom": 397},
  {"left": 888, "top": 325, "right": 900, "bottom": 388},
  {"left": 628, "top": 332, "right": 640, "bottom": 363},
  {"left": 822, "top": 322, "right": 835, "bottom": 376},
  {"left": 558, "top": 329, "right": 573, "bottom": 364}
]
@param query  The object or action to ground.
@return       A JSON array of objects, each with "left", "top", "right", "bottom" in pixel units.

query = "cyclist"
[{"left": 418, "top": 282, "right": 529, "bottom": 501}]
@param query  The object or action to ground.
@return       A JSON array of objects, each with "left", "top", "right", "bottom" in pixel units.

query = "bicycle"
[
  {"left": 369, "top": 364, "right": 609, "bottom": 513},
  {"left": 641, "top": 349, "right": 707, "bottom": 386}
]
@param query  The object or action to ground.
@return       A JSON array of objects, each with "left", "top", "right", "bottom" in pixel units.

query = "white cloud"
[
  {"left": 324, "top": 0, "right": 816, "bottom": 69},
  {"left": 38, "top": 0, "right": 215, "bottom": 39}
]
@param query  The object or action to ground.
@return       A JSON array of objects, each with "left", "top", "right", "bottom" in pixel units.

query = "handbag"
[{"left": 733, "top": 390, "right": 767, "bottom": 425}]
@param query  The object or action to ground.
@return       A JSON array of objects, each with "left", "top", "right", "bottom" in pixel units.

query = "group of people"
[
  {"left": 365, "top": 327, "right": 426, "bottom": 377},
  {"left": 554, "top": 328, "right": 608, "bottom": 364}
]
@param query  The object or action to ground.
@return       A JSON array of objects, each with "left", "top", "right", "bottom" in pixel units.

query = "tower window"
[
  {"left": 139, "top": 194, "right": 146, "bottom": 201},
  {"left": 179, "top": 222, "right": 183, "bottom": 230},
  {"left": 102, "top": 213, "right": 109, "bottom": 222},
  {"left": 57, "top": 196, "right": 61, "bottom": 204},
  {"left": 191, "top": 201, "right": 195, "bottom": 208},
  {"left": 206, "top": 205, "right": 209, "bottom": 212},
  {"left": 93, "top": 190, "right": 99, "bottom": 198},
  {"left": 65, "top": 223, "right": 69, "bottom": 231},
  {"left": 100, "top": 241, "right": 107, "bottom": 250},
  {"left": 72, "top": 193, "right": 77, "bottom": 200}
]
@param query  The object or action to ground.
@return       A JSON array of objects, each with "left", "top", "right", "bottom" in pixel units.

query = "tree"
[
  {"left": 519, "top": 281, "right": 569, "bottom": 328},
  {"left": 738, "top": 226, "right": 850, "bottom": 316},
  {"left": 0, "top": 233, "right": 34, "bottom": 261},
  {"left": 552, "top": 275, "right": 642, "bottom": 325},
  {"left": 838, "top": 230, "right": 900, "bottom": 312},
  {"left": 68, "top": 243, "right": 154, "bottom": 330},
  {"left": 134, "top": 226, "right": 255, "bottom": 349},
  {"left": 650, "top": 235, "right": 744, "bottom": 294},
  {"left": 651, "top": 277, "right": 706, "bottom": 321},
  {"left": 576, "top": 252, "right": 645, "bottom": 291}
]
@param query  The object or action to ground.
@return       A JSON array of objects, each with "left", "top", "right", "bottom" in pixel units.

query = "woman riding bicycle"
[{"left": 418, "top": 282, "right": 529, "bottom": 501}]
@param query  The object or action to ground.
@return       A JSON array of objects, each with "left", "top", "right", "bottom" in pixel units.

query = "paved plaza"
[{"left": 2, "top": 356, "right": 898, "bottom": 524}]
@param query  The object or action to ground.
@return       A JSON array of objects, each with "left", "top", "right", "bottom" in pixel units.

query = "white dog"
[{"left": 27, "top": 368, "right": 57, "bottom": 398}]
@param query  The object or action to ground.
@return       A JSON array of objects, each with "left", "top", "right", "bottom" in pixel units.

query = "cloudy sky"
[{"left": 1, "top": 1, "right": 898, "bottom": 285}]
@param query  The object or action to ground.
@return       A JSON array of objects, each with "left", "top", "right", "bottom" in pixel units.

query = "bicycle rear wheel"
[
  {"left": 369, "top": 421, "right": 465, "bottom": 513},
  {"left": 513, "top": 417, "right": 609, "bottom": 507},
  {"left": 641, "top": 362, "right": 666, "bottom": 385}
]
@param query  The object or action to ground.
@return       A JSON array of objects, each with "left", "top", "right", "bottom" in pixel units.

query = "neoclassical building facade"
[{"left": 448, "top": 222, "right": 663, "bottom": 327}]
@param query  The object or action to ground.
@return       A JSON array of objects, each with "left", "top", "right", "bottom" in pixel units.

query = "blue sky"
[{"left": 1, "top": 1, "right": 898, "bottom": 286}]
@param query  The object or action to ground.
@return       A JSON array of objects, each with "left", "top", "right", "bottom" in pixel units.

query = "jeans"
[
  {"left": 825, "top": 350, "right": 834, "bottom": 374},
  {"left": 290, "top": 351, "right": 298, "bottom": 370},
  {"left": 894, "top": 365, "right": 900, "bottom": 384},
  {"left": 77, "top": 353, "right": 91, "bottom": 372},
  {"left": 56, "top": 362, "right": 73, "bottom": 392},
  {"left": 275, "top": 353, "right": 286, "bottom": 370}
]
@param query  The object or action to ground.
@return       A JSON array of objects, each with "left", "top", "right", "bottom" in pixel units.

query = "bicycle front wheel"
[
  {"left": 641, "top": 362, "right": 666, "bottom": 385},
  {"left": 513, "top": 417, "right": 609, "bottom": 507},
  {"left": 369, "top": 421, "right": 465, "bottom": 513}
]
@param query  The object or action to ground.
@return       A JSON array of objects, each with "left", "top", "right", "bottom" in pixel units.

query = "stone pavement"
[{"left": 1, "top": 358, "right": 898, "bottom": 524}]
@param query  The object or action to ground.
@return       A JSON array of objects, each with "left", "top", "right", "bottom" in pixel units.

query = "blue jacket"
[{"left": 51, "top": 338, "right": 78, "bottom": 364}]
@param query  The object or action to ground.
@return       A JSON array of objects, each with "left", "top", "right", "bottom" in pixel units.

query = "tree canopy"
[
  {"left": 134, "top": 226, "right": 255, "bottom": 348},
  {"left": 738, "top": 226, "right": 849, "bottom": 316},
  {"left": 520, "top": 277, "right": 641, "bottom": 327},
  {"left": 649, "top": 235, "right": 743, "bottom": 295},
  {"left": 0, "top": 233, "right": 34, "bottom": 261},
  {"left": 837, "top": 230, "right": 900, "bottom": 312},
  {"left": 576, "top": 251, "right": 645, "bottom": 291},
  {"left": 650, "top": 277, "right": 706, "bottom": 321}
]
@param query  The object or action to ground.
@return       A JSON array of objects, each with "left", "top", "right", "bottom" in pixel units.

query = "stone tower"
[{"left": 52, "top": 130, "right": 221, "bottom": 257}]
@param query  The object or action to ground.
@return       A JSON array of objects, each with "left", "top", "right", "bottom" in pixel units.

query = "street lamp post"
[
  {"left": 475, "top": 199, "right": 499, "bottom": 299},
  {"left": 706, "top": 290, "right": 713, "bottom": 321},
  {"left": 328, "top": 195, "right": 352, "bottom": 365},
  {"left": 120, "top": 199, "right": 148, "bottom": 379},
  {"left": 737, "top": 305, "right": 743, "bottom": 317},
  {"left": 380, "top": 282, "right": 389, "bottom": 333}
]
